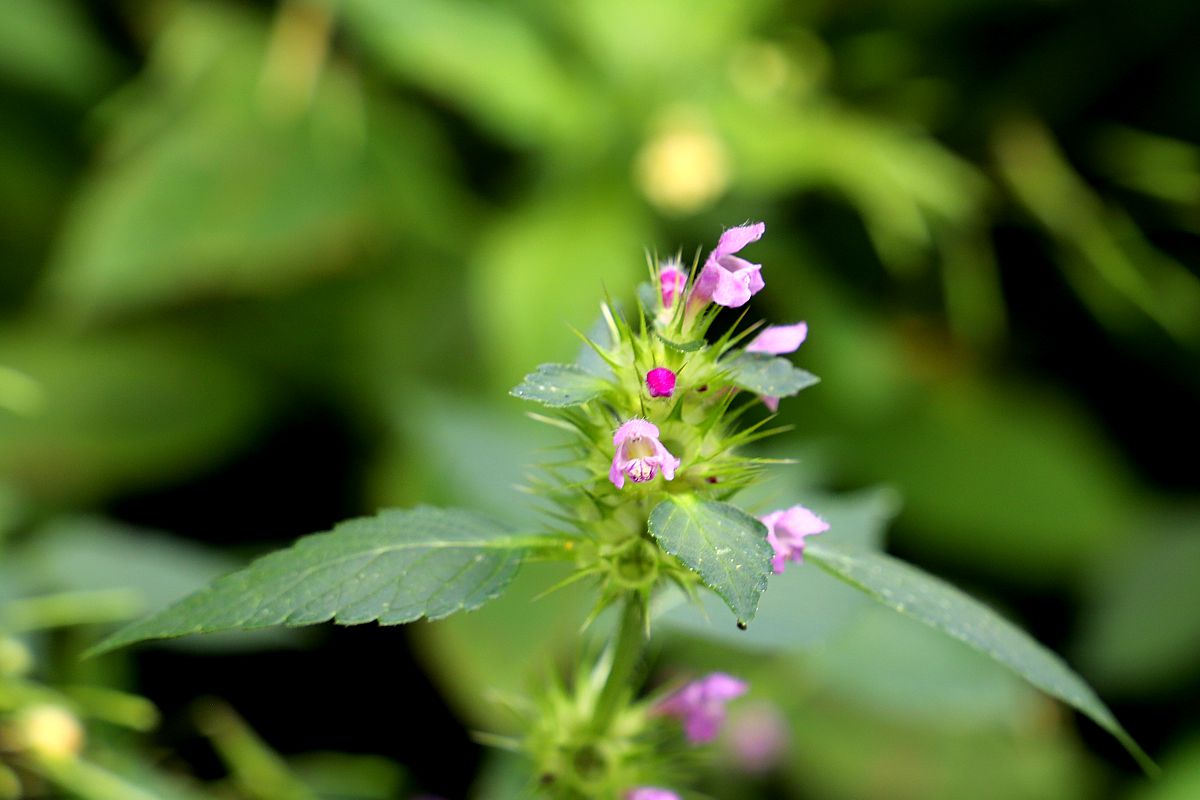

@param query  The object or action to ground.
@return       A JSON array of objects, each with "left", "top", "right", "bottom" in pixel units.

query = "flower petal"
[
  {"left": 746, "top": 323, "right": 808, "bottom": 355},
  {"left": 714, "top": 222, "right": 765, "bottom": 259}
]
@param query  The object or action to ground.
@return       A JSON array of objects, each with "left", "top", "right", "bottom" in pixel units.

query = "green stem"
[{"left": 591, "top": 596, "right": 645, "bottom": 734}]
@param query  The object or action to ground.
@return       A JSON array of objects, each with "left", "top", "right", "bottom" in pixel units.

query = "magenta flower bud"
[
  {"left": 759, "top": 504, "right": 828, "bottom": 574},
  {"left": 660, "top": 262, "right": 687, "bottom": 308},
  {"left": 646, "top": 367, "right": 676, "bottom": 398},
  {"left": 692, "top": 222, "right": 766, "bottom": 308},
  {"left": 626, "top": 789, "right": 681, "bottom": 800},
  {"left": 609, "top": 419, "right": 680, "bottom": 489},
  {"left": 655, "top": 672, "right": 748, "bottom": 743}
]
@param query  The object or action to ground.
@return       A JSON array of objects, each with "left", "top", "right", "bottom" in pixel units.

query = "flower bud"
[
  {"left": 645, "top": 367, "right": 676, "bottom": 398},
  {"left": 659, "top": 264, "right": 687, "bottom": 308}
]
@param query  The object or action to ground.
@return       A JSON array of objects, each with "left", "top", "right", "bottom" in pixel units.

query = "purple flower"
[
  {"left": 646, "top": 367, "right": 677, "bottom": 398},
  {"left": 655, "top": 673, "right": 748, "bottom": 743},
  {"left": 759, "top": 505, "right": 828, "bottom": 574},
  {"left": 745, "top": 322, "right": 808, "bottom": 412},
  {"left": 660, "top": 261, "right": 687, "bottom": 308},
  {"left": 626, "top": 789, "right": 680, "bottom": 800},
  {"left": 692, "top": 222, "right": 766, "bottom": 308},
  {"left": 609, "top": 419, "right": 680, "bottom": 489}
]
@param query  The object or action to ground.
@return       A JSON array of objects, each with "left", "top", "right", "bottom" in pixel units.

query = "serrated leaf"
[
  {"left": 648, "top": 497, "right": 772, "bottom": 626},
  {"left": 805, "top": 540, "right": 1156, "bottom": 774},
  {"left": 654, "top": 330, "right": 706, "bottom": 352},
  {"left": 510, "top": 363, "right": 611, "bottom": 407},
  {"left": 89, "top": 508, "right": 559, "bottom": 656},
  {"left": 726, "top": 353, "right": 820, "bottom": 397}
]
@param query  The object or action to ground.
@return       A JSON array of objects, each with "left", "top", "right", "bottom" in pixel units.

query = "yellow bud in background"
[
  {"left": 16, "top": 705, "right": 85, "bottom": 761},
  {"left": 634, "top": 112, "right": 730, "bottom": 216}
]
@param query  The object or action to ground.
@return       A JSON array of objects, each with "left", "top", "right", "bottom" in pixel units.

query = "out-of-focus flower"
[
  {"left": 760, "top": 505, "right": 828, "bottom": 574},
  {"left": 626, "top": 788, "right": 681, "bottom": 800},
  {"left": 745, "top": 322, "right": 809, "bottom": 411},
  {"left": 16, "top": 705, "right": 85, "bottom": 761},
  {"left": 655, "top": 672, "right": 748, "bottom": 743},
  {"left": 635, "top": 114, "right": 730, "bottom": 215},
  {"left": 609, "top": 420, "right": 680, "bottom": 489},
  {"left": 693, "top": 223, "right": 766, "bottom": 308},
  {"left": 725, "top": 702, "right": 789, "bottom": 773},
  {"left": 659, "top": 260, "right": 688, "bottom": 308},
  {"left": 646, "top": 368, "right": 677, "bottom": 398}
]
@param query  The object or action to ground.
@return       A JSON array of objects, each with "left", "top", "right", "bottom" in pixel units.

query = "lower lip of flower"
[{"left": 626, "top": 459, "right": 657, "bottom": 483}]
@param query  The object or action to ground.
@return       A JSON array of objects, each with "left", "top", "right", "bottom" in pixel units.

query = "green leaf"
[
  {"left": 805, "top": 540, "right": 1156, "bottom": 774},
  {"left": 661, "top": 488, "right": 897, "bottom": 651},
  {"left": 89, "top": 508, "right": 560, "bottom": 656},
  {"left": 510, "top": 363, "right": 611, "bottom": 407},
  {"left": 726, "top": 353, "right": 820, "bottom": 398},
  {"left": 648, "top": 497, "right": 772, "bottom": 626},
  {"left": 654, "top": 330, "right": 706, "bottom": 352}
]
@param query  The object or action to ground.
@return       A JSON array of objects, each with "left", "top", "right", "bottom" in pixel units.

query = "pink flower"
[
  {"left": 759, "top": 505, "right": 828, "bottom": 574},
  {"left": 726, "top": 703, "right": 789, "bottom": 773},
  {"left": 656, "top": 673, "right": 748, "bottom": 743},
  {"left": 609, "top": 419, "right": 680, "bottom": 489},
  {"left": 692, "top": 222, "right": 766, "bottom": 308},
  {"left": 626, "top": 789, "right": 680, "bottom": 800},
  {"left": 745, "top": 322, "right": 808, "bottom": 412},
  {"left": 746, "top": 323, "right": 808, "bottom": 355},
  {"left": 660, "top": 261, "right": 687, "bottom": 308},
  {"left": 646, "top": 367, "right": 676, "bottom": 398}
]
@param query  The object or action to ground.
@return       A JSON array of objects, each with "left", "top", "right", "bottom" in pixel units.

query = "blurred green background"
[{"left": 1, "top": 0, "right": 1198, "bottom": 798}]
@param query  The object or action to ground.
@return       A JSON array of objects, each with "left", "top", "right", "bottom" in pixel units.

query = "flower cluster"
[{"left": 511, "top": 220, "right": 826, "bottom": 799}]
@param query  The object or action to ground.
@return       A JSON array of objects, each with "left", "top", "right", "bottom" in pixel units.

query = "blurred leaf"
[
  {"left": 648, "top": 497, "right": 772, "bottom": 626},
  {"left": 0, "top": 327, "right": 265, "bottom": 504},
  {"left": 1075, "top": 514, "right": 1200, "bottom": 695},
  {"left": 725, "top": 352, "right": 820, "bottom": 398},
  {"left": 40, "top": 2, "right": 438, "bottom": 318},
  {"left": 806, "top": 540, "right": 1155, "bottom": 773},
  {"left": 806, "top": 607, "right": 1032, "bottom": 725},
  {"left": 468, "top": 749, "right": 536, "bottom": 800},
  {"left": 1129, "top": 736, "right": 1200, "bottom": 800},
  {"left": 413, "top": 563, "right": 592, "bottom": 732},
  {"left": 510, "top": 363, "right": 612, "bottom": 407},
  {"left": 340, "top": 0, "right": 595, "bottom": 147},
  {"left": 828, "top": 374, "right": 1140, "bottom": 579},
  {"left": 90, "top": 508, "right": 565, "bottom": 656},
  {"left": 375, "top": 390, "right": 559, "bottom": 527},
  {"left": 995, "top": 117, "right": 1200, "bottom": 342},
  {"left": 17, "top": 517, "right": 297, "bottom": 652},
  {"left": 660, "top": 487, "right": 896, "bottom": 651},
  {"left": 0, "top": 0, "right": 118, "bottom": 102},
  {"left": 1092, "top": 125, "right": 1200, "bottom": 209},
  {"left": 775, "top": 691, "right": 1093, "bottom": 800},
  {"left": 727, "top": 102, "right": 986, "bottom": 274},
  {"left": 470, "top": 184, "right": 647, "bottom": 388},
  {"left": 288, "top": 752, "right": 406, "bottom": 800},
  {"left": 195, "top": 699, "right": 318, "bottom": 800}
]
